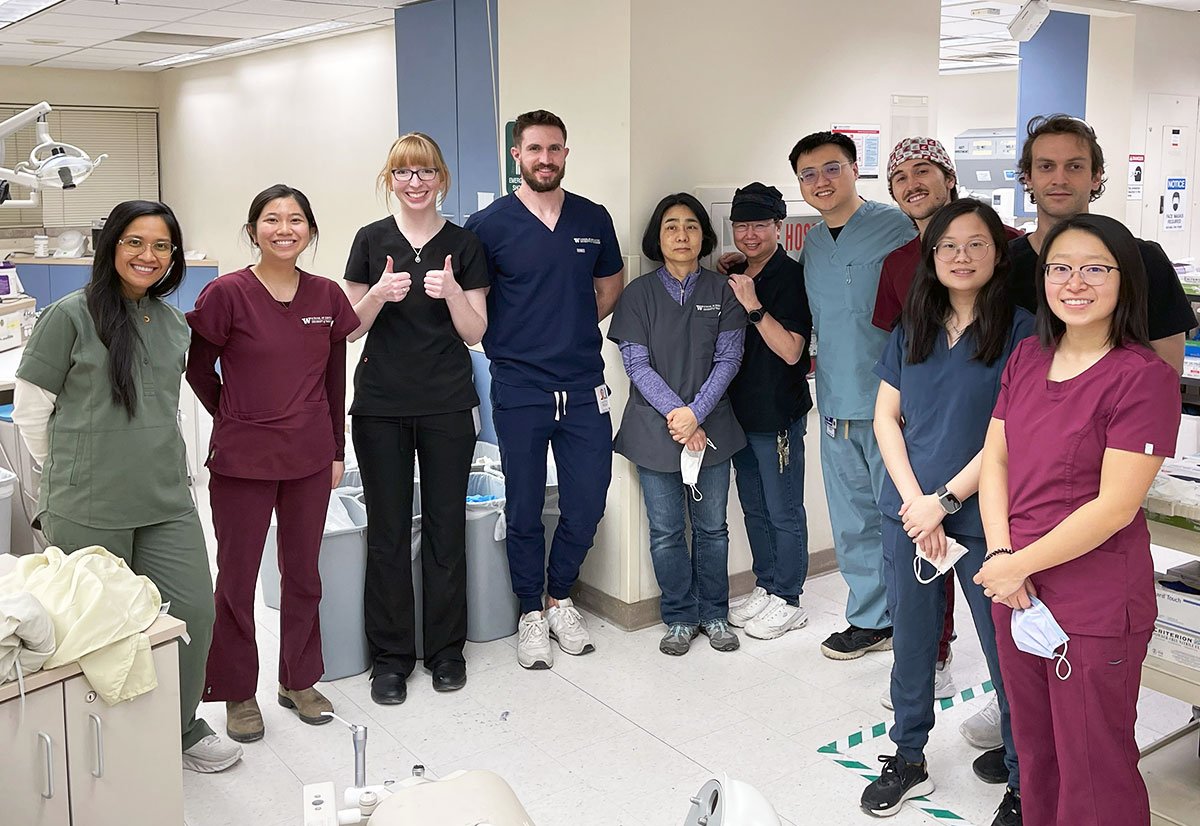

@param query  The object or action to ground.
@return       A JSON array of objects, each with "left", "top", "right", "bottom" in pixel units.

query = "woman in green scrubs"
[{"left": 12, "top": 201, "right": 242, "bottom": 773}]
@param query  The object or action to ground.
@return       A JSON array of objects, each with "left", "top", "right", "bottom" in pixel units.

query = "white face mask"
[
  {"left": 681, "top": 439, "right": 714, "bottom": 501},
  {"left": 1011, "top": 596, "right": 1071, "bottom": 680},
  {"left": 913, "top": 537, "right": 969, "bottom": 584}
]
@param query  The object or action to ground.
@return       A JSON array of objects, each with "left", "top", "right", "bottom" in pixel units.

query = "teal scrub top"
[
  {"left": 17, "top": 290, "right": 195, "bottom": 529},
  {"left": 800, "top": 200, "right": 915, "bottom": 420}
]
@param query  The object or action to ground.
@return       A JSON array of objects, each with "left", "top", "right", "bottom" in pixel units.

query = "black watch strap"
[{"left": 747, "top": 308, "right": 765, "bottom": 324}]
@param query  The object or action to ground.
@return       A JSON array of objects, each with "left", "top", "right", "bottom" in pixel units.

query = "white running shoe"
[
  {"left": 518, "top": 610, "right": 554, "bottom": 669},
  {"left": 880, "top": 657, "right": 957, "bottom": 710},
  {"left": 744, "top": 595, "right": 809, "bottom": 639},
  {"left": 727, "top": 586, "right": 771, "bottom": 628},
  {"left": 960, "top": 695, "right": 1003, "bottom": 749},
  {"left": 546, "top": 597, "right": 595, "bottom": 655},
  {"left": 181, "top": 734, "right": 243, "bottom": 773}
]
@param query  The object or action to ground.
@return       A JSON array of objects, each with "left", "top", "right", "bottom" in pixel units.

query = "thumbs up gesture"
[
  {"left": 371, "top": 255, "right": 412, "bottom": 302},
  {"left": 423, "top": 254, "right": 461, "bottom": 300}
]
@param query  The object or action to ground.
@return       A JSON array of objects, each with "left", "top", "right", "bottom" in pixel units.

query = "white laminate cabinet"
[
  {"left": 0, "top": 617, "right": 185, "bottom": 826},
  {"left": 0, "top": 678, "right": 71, "bottom": 826},
  {"left": 63, "top": 643, "right": 184, "bottom": 826}
]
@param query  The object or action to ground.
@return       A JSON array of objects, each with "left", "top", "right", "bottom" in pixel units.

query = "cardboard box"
[
  {"left": 0, "top": 296, "right": 35, "bottom": 353},
  {"left": 1155, "top": 581, "right": 1200, "bottom": 637},
  {"left": 1149, "top": 624, "right": 1200, "bottom": 671}
]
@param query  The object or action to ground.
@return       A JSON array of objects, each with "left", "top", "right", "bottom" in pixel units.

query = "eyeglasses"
[
  {"left": 797, "top": 161, "right": 851, "bottom": 186},
  {"left": 117, "top": 237, "right": 175, "bottom": 258},
  {"left": 732, "top": 221, "right": 777, "bottom": 235},
  {"left": 933, "top": 240, "right": 992, "bottom": 262},
  {"left": 1043, "top": 263, "right": 1119, "bottom": 285},
  {"left": 391, "top": 167, "right": 438, "bottom": 182}
]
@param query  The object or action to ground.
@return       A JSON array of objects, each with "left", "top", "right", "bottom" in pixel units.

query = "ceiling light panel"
[{"left": 0, "top": 0, "right": 64, "bottom": 27}]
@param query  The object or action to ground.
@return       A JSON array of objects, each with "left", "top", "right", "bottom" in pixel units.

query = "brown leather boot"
[
  {"left": 277, "top": 684, "right": 333, "bottom": 725},
  {"left": 225, "top": 698, "right": 264, "bottom": 743}
]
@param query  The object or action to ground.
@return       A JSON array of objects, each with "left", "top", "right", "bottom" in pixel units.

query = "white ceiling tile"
[
  {"left": 87, "top": 45, "right": 188, "bottom": 60},
  {"left": 95, "top": 0, "right": 237, "bottom": 9},
  {"left": 92, "top": 38, "right": 204, "bottom": 52},
  {"left": 34, "top": 58, "right": 123, "bottom": 69},
  {"left": 0, "top": 42, "right": 78, "bottom": 58},
  {"left": 0, "top": 21, "right": 119, "bottom": 47},
  {"left": 183, "top": 9, "right": 325, "bottom": 30},
  {"left": 25, "top": 12, "right": 154, "bottom": 34},
  {"left": 147, "top": 20, "right": 275, "bottom": 37},
  {"left": 0, "top": 56, "right": 40, "bottom": 66},
  {"left": 222, "top": 0, "right": 374, "bottom": 16},
  {"left": 337, "top": 6, "right": 393, "bottom": 24},
  {"left": 53, "top": 0, "right": 201, "bottom": 23}
]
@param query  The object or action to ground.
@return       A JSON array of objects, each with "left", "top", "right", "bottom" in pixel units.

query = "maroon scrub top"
[
  {"left": 186, "top": 268, "right": 358, "bottom": 481},
  {"left": 993, "top": 337, "right": 1181, "bottom": 636}
]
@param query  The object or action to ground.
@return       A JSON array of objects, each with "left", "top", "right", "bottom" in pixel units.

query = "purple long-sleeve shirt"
[{"left": 618, "top": 267, "right": 744, "bottom": 424}]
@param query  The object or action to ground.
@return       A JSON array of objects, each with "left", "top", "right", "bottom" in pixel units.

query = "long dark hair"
[
  {"left": 1033, "top": 213, "right": 1149, "bottom": 349},
  {"left": 902, "top": 198, "right": 1014, "bottom": 365},
  {"left": 86, "top": 200, "right": 186, "bottom": 418}
]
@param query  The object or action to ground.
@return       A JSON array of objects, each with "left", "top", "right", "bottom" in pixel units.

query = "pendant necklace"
[{"left": 412, "top": 244, "right": 423, "bottom": 263}]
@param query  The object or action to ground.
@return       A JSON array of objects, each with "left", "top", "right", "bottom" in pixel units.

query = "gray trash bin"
[
  {"left": 258, "top": 491, "right": 370, "bottom": 680},
  {"left": 465, "top": 470, "right": 519, "bottom": 642}
]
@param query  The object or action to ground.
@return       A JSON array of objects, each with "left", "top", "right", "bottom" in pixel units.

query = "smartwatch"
[
  {"left": 747, "top": 307, "right": 765, "bottom": 324},
  {"left": 936, "top": 485, "right": 962, "bottom": 515}
]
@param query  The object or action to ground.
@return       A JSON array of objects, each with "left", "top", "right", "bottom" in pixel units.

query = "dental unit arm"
[{"left": 0, "top": 102, "right": 107, "bottom": 209}]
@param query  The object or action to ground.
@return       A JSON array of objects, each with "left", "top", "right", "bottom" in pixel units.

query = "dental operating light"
[{"left": 0, "top": 102, "right": 107, "bottom": 209}]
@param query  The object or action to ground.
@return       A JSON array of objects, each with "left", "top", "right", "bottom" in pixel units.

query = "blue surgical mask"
[{"left": 1011, "top": 596, "right": 1071, "bottom": 680}]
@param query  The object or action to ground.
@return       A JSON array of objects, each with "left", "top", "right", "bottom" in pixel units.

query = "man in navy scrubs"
[{"left": 466, "top": 110, "right": 625, "bottom": 670}]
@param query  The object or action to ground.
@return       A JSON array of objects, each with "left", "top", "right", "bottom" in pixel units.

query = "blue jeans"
[
  {"left": 732, "top": 416, "right": 809, "bottom": 606},
  {"left": 637, "top": 461, "right": 732, "bottom": 626}
]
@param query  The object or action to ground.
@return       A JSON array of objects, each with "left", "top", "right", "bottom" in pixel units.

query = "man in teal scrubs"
[{"left": 791, "top": 131, "right": 916, "bottom": 659}]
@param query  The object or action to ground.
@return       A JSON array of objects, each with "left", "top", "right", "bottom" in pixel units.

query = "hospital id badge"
[
  {"left": 823, "top": 416, "right": 836, "bottom": 438},
  {"left": 595, "top": 384, "right": 612, "bottom": 414}
]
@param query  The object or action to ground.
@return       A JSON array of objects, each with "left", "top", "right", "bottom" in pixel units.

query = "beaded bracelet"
[{"left": 984, "top": 548, "right": 1014, "bottom": 562}]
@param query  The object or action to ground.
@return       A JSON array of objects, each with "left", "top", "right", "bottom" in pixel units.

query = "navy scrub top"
[
  {"left": 872, "top": 307, "right": 1035, "bottom": 537},
  {"left": 465, "top": 191, "right": 623, "bottom": 391}
]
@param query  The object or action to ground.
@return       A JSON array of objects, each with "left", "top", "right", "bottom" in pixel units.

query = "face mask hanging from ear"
[
  {"left": 681, "top": 438, "right": 715, "bottom": 501},
  {"left": 1011, "top": 596, "right": 1071, "bottom": 680}
]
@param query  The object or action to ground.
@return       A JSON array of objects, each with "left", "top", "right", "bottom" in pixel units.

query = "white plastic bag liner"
[
  {"left": 466, "top": 470, "right": 507, "bottom": 541},
  {"left": 470, "top": 441, "right": 558, "bottom": 488},
  {"left": 324, "top": 490, "right": 358, "bottom": 532}
]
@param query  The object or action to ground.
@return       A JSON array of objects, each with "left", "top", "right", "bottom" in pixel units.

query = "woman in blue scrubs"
[
  {"left": 609, "top": 193, "right": 746, "bottom": 656},
  {"left": 860, "top": 199, "right": 1032, "bottom": 823}
]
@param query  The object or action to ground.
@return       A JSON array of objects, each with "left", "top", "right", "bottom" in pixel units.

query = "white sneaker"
[
  {"left": 879, "top": 657, "right": 956, "bottom": 710},
  {"left": 518, "top": 611, "right": 554, "bottom": 669},
  {"left": 727, "top": 586, "right": 771, "bottom": 627},
  {"left": 960, "top": 695, "right": 1003, "bottom": 749},
  {"left": 546, "top": 597, "right": 595, "bottom": 655},
  {"left": 181, "top": 734, "right": 243, "bottom": 773},
  {"left": 744, "top": 595, "right": 808, "bottom": 639}
]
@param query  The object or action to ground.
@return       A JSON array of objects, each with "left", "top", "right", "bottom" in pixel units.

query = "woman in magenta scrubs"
[
  {"left": 975, "top": 213, "right": 1182, "bottom": 826},
  {"left": 187, "top": 184, "right": 358, "bottom": 744}
]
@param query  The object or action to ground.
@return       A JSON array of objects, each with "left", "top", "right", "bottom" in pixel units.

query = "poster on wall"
[
  {"left": 1128, "top": 154, "right": 1144, "bottom": 201},
  {"left": 504, "top": 120, "right": 521, "bottom": 194},
  {"left": 1164, "top": 177, "right": 1188, "bottom": 232},
  {"left": 831, "top": 124, "right": 881, "bottom": 178}
]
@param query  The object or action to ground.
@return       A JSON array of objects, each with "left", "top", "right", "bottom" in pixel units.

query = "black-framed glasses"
[
  {"left": 1044, "top": 263, "right": 1119, "bottom": 285},
  {"left": 391, "top": 167, "right": 438, "bottom": 182},
  {"left": 117, "top": 237, "right": 175, "bottom": 258},
  {"left": 934, "top": 240, "right": 992, "bottom": 262},
  {"left": 797, "top": 161, "right": 851, "bottom": 186}
]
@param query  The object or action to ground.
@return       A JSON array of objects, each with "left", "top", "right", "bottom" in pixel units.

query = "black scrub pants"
[{"left": 353, "top": 410, "right": 474, "bottom": 679}]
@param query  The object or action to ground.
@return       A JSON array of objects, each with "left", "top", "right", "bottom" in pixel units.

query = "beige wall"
[
  {"left": 156, "top": 28, "right": 398, "bottom": 279},
  {"left": 934, "top": 69, "right": 1018, "bottom": 168},
  {"left": 0, "top": 66, "right": 160, "bottom": 109}
]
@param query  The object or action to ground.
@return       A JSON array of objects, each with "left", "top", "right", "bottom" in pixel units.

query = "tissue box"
[
  {"left": 1149, "top": 624, "right": 1200, "bottom": 671},
  {"left": 1155, "top": 580, "right": 1200, "bottom": 637},
  {"left": 0, "top": 296, "right": 35, "bottom": 352}
]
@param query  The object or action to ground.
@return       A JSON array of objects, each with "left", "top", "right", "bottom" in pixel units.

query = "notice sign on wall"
[
  {"left": 1128, "top": 154, "right": 1144, "bottom": 201},
  {"left": 832, "top": 124, "right": 881, "bottom": 178},
  {"left": 1164, "top": 177, "right": 1188, "bottom": 232},
  {"left": 504, "top": 120, "right": 521, "bottom": 194}
]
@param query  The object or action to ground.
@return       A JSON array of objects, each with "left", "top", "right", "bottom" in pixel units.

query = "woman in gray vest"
[{"left": 608, "top": 193, "right": 747, "bottom": 656}]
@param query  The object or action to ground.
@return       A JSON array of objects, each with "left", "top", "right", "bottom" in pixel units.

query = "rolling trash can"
[{"left": 465, "top": 469, "right": 519, "bottom": 642}]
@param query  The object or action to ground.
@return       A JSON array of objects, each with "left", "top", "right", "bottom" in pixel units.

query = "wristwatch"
[
  {"left": 747, "top": 307, "right": 765, "bottom": 324},
  {"left": 936, "top": 485, "right": 962, "bottom": 515}
]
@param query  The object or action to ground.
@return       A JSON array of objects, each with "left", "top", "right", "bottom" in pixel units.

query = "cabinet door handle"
[
  {"left": 38, "top": 732, "right": 54, "bottom": 799},
  {"left": 89, "top": 713, "right": 104, "bottom": 778}
]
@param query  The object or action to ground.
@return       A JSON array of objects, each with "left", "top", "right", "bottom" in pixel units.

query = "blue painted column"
[{"left": 1014, "top": 11, "right": 1090, "bottom": 218}]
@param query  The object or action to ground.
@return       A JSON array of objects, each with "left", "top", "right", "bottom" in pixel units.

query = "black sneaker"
[
  {"left": 991, "top": 787, "right": 1021, "bottom": 826},
  {"left": 860, "top": 754, "right": 934, "bottom": 817},
  {"left": 973, "top": 745, "right": 1008, "bottom": 784},
  {"left": 821, "top": 625, "right": 895, "bottom": 660}
]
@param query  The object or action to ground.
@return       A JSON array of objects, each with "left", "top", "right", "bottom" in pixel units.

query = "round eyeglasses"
[
  {"left": 933, "top": 240, "right": 992, "bottom": 262},
  {"left": 117, "top": 237, "right": 175, "bottom": 258}
]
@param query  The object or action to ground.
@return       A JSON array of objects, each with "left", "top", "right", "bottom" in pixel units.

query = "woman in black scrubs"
[
  {"left": 609, "top": 193, "right": 746, "bottom": 656},
  {"left": 344, "top": 133, "right": 489, "bottom": 704}
]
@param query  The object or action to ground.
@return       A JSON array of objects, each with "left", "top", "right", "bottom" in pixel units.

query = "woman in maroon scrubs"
[
  {"left": 187, "top": 184, "right": 358, "bottom": 744},
  {"left": 975, "top": 214, "right": 1181, "bottom": 826},
  {"left": 344, "top": 133, "right": 489, "bottom": 705}
]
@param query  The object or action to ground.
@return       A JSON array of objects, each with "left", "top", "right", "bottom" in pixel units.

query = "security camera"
[{"left": 1008, "top": 0, "right": 1050, "bottom": 42}]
